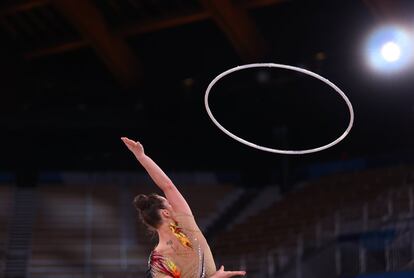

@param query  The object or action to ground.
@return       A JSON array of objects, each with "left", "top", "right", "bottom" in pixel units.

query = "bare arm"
[{"left": 121, "top": 137, "right": 192, "bottom": 215}]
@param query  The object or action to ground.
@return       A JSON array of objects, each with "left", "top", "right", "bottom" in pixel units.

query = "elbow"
[{"left": 162, "top": 181, "right": 175, "bottom": 191}]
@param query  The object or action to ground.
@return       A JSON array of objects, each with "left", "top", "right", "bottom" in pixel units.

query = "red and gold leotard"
[
  {"left": 148, "top": 251, "right": 181, "bottom": 278},
  {"left": 147, "top": 214, "right": 216, "bottom": 278}
]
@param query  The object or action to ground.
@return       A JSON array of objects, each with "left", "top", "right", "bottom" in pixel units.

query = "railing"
[{"left": 217, "top": 183, "right": 414, "bottom": 278}]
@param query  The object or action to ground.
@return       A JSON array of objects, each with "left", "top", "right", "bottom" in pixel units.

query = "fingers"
[
  {"left": 121, "top": 137, "right": 133, "bottom": 143},
  {"left": 219, "top": 266, "right": 246, "bottom": 277},
  {"left": 121, "top": 137, "right": 138, "bottom": 146},
  {"left": 227, "top": 271, "right": 246, "bottom": 276}
]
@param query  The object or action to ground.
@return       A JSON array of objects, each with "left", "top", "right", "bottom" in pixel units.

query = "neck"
[{"left": 156, "top": 221, "right": 173, "bottom": 249}]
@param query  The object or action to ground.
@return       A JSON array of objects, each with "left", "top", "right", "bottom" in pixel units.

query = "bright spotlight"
[
  {"left": 365, "top": 25, "right": 413, "bottom": 73},
  {"left": 381, "top": 41, "right": 401, "bottom": 62}
]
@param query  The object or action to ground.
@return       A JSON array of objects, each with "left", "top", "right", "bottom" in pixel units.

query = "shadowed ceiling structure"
[{"left": 0, "top": 0, "right": 413, "bottom": 171}]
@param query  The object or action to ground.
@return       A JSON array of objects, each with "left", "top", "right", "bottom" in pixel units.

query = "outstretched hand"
[
  {"left": 213, "top": 265, "right": 246, "bottom": 277},
  {"left": 121, "top": 137, "right": 144, "bottom": 157}
]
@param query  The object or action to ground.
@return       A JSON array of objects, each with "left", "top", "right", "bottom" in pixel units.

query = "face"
[{"left": 157, "top": 195, "right": 173, "bottom": 220}]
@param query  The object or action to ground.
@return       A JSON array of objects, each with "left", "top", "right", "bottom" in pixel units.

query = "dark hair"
[{"left": 133, "top": 193, "right": 165, "bottom": 230}]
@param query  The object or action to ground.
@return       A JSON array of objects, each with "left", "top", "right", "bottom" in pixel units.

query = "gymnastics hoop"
[{"left": 204, "top": 63, "right": 354, "bottom": 155}]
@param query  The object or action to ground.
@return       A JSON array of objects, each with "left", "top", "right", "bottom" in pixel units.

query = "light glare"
[
  {"left": 365, "top": 25, "right": 413, "bottom": 73},
  {"left": 380, "top": 41, "right": 401, "bottom": 62}
]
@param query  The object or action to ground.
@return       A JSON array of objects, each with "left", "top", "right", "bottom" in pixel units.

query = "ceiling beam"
[
  {"left": 24, "top": 40, "right": 88, "bottom": 59},
  {"left": 0, "top": 0, "right": 48, "bottom": 16},
  {"left": 24, "top": 11, "right": 210, "bottom": 59},
  {"left": 1, "top": 0, "right": 286, "bottom": 60},
  {"left": 238, "top": 0, "right": 289, "bottom": 9},
  {"left": 118, "top": 11, "right": 210, "bottom": 38},
  {"left": 199, "top": 0, "right": 268, "bottom": 62},
  {"left": 52, "top": 0, "right": 141, "bottom": 88},
  {"left": 24, "top": 11, "right": 212, "bottom": 59},
  {"left": 0, "top": 0, "right": 288, "bottom": 15}
]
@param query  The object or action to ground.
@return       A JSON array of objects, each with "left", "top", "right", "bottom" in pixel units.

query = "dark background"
[{"left": 0, "top": 0, "right": 413, "bottom": 175}]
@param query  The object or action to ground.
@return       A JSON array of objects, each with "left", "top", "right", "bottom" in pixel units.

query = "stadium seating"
[
  {"left": 212, "top": 166, "right": 414, "bottom": 276},
  {"left": 0, "top": 185, "right": 13, "bottom": 278},
  {"left": 28, "top": 182, "right": 236, "bottom": 277}
]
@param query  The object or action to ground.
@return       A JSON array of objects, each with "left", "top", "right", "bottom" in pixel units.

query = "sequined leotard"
[{"left": 147, "top": 213, "right": 216, "bottom": 278}]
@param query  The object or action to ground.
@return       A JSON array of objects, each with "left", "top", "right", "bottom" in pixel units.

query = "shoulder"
[{"left": 174, "top": 213, "right": 201, "bottom": 230}]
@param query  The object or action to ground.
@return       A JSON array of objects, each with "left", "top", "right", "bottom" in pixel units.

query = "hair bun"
[
  {"left": 133, "top": 193, "right": 165, "bottom": 229},
  {"left": 134, "top": 194, "right": 150, "bottom": 211}
]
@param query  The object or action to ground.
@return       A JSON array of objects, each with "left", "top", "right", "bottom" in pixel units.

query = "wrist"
[{"left": 134, "top": 152, "right": 146, "bottom": 160}]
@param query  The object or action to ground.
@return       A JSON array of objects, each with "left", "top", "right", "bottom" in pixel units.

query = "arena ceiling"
[{"left": 0, "top": 0, "right": 413, "bottom": 172}]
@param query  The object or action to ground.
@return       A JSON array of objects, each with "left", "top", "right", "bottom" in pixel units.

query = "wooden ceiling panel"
[
  {"left": 94, "top": 0, "right": 204, "bottom": 27},
  {"left": 0, "top": 5, "right": 82, "bottom": 52},
  {"left": 0, "top": 0, "right": 287, "bottom": 86},
  {"left": 0, "top": 0, "right": 48, "bottom": 16},
  {"left": 0, "top": 0, "right": 285, "bottom": 57},
  {"left": 200, "top": 0, "right": 269, "bottom": 62},
  {"left": 52, "top": 0, "right": 142, "bottom": 88}
]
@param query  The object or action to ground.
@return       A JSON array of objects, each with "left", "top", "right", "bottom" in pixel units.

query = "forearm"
[{"left": 134, "top": 153, "right": 173, "bottom": 191}]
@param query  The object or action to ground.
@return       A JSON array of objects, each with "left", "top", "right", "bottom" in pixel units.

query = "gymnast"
[{"left": 121, "top": 137, "right": 246, "bottom": 278}]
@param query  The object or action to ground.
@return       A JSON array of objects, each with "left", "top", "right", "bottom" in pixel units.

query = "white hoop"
[{"left": 204, "top": 63, "right": 354, "bottom": 155}]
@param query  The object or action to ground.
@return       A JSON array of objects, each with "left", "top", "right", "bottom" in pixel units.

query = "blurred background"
[{"left": 0, "top": 0, "right": 414, "bottom": 277}]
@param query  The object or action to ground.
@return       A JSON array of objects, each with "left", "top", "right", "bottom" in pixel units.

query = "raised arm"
[{"left": 121, "top": 137, "right": 192, "bottom": 215}]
